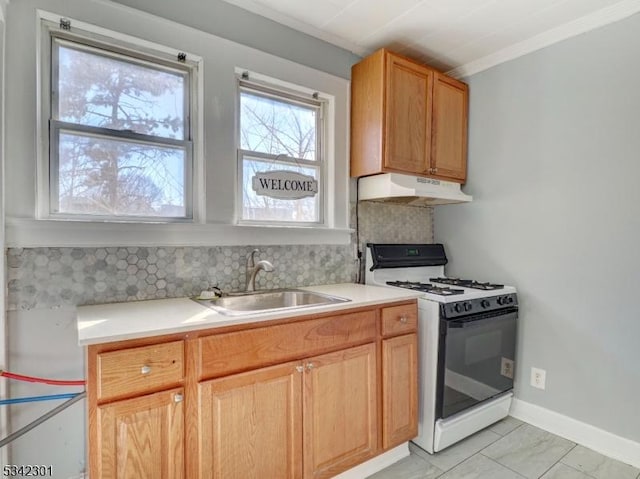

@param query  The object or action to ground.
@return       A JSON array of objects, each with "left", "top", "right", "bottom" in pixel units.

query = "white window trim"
[
  {"left": 36, "top": 11, "right": 205, "bottom": 223},
  {"left": 236, "top": 75, "right": 328, "bottom": 227},
  {"left": 4, "top": 217, "right": 353, "bottom": 247}
]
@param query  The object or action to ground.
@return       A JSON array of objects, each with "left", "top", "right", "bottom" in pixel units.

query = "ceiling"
[{"left": 221, "top": 0, "right": 640, "bottom": 77}]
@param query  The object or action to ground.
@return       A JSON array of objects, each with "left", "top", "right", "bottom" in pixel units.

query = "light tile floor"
[{"left": 368, "top": 417, "right": 640, "bottom": 479}]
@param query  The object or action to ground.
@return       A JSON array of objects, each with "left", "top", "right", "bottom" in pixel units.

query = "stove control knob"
[
  {"left": 507, "top": 296, "right": 514, "bottom": 304},
  {"left": 454, "top": 303, "right": 463, "bottom": 313},
  {"left": 464, "top": 302, "right": 472, "bottom": 312},
  {"left": 497, "top": 296, "right": 505, "bottom": 305},
  {"left": 481, "top": 299, "right": 490, "bottom": 308}
]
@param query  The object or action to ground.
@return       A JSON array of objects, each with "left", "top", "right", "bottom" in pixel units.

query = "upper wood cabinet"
[{"left": 351, "top": 49, "right": 468, "bottom": 183}]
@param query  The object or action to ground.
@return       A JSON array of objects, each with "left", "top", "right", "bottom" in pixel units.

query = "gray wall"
[
  {"left": 109, "top": 0, "right": 360, "bottom": 79},
  {"left": 3, "top": 3, "right": 433, "bottom": 476},
  {"left": 3, "top": 1, "right": 360, "bottom": 476},
  {"left": 435, "top": 13, "right": 640, "bottom": 443}
]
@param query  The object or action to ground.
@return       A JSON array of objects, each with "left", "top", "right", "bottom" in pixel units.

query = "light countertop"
[{"left": 76, "top": 283, "right": 422, "bottom": 346}]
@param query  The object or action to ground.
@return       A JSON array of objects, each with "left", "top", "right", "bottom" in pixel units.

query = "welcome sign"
[{"left": 252, "top": 170, "right": 319, "bottom": 199}]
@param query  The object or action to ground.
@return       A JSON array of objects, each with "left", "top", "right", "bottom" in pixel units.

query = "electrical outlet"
[{"left": 530, "top": 367, "right": 546, "bottom": 390}]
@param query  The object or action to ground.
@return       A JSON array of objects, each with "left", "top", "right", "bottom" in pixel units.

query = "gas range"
[
  {"left": 365, "top": 243, "right": 518, "bottom": 454},
  {"left": 365, "top": 243, "right": 516, "bottom": 305}
]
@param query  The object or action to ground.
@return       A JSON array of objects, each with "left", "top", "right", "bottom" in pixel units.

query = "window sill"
[{"left": 5, "top": 218, "right": 353, "bottom": 248}]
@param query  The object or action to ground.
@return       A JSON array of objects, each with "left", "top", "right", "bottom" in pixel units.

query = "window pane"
[
  {"left": 242, "top": 157, "right": 320, "bottom": 222},
  {"left": 240, "top": 91, "right": 317, "bottom": 161},
  {"left": 56, "top": 43, "right": 186, "bottom": 140},
  {"left": 56, "top": 132, "right": 186, "bottom": 217}
]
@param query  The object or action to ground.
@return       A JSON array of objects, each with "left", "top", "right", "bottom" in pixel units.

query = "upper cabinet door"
[
  {"left": 431, "top": 73, "right": 468, "bottom": 181},
  {"left": 384, "top": 55, "right": 433, "bottom": 175}
]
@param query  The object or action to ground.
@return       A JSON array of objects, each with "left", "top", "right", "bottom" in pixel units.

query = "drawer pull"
[
  {"left": 295, "top": 365, "right": 304, "bottom": 373},
  {"left": 399, "top": 315, "right": 408, "bottom": 324},
  {"left": 174, "top": 393, "right": 184, "bottom": 403},
  {"left": 140, "top": 365, "right": 152, "bottom": 375},
  {"left": 306, "top": 363, "right": 315, "bottom": 371}
]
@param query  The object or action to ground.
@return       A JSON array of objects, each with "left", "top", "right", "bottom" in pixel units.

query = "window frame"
[
  {"left": 236, "top": 77, "right": 328, "bottom": 227},
  {"left": 39, "top": 19, "right": 199, "bottom": 223}
]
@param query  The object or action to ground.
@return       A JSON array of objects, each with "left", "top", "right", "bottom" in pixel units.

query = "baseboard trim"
[
  {"left": 332, "top": 444, "right": 410, "bottom": 479},
  {"left": 510, "top": 399, "right": 640, "bottom": 469}
]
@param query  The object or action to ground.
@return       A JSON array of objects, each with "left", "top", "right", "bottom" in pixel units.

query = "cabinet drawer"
[
  {"left": 381, "top": 304, "right": 418, "bottom": 337},
  {"left": 198, "top": 310, "right": 377, "bottom": 380},
  {"left": 97, "top": 341, "right": 184, "bottom": 401}
]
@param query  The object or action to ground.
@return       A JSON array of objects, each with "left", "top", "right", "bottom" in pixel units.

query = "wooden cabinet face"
[
  {"left": 385, "top": 56, "right": 432, "bottom": 175},
  {"left": 96, "top": 341, "right": 184, "bottom": 401},
  {"left": 199, "top": 361, "right": 303, "bottom": 479},
  {"left": 382, "top": 334, "right": 418, "bottom": 449},
  {"left": 88, "top": 301, "right": 419, "bottom": 479},
  {"left": 350, "top": 49, "right": 468, "bottom": 182},
  {"left": 96, "top": 388, "right": 184, "bottom": 479},
  {"left": 303, "top": 343, "right": 378, "bottom": 479},
  {"left": 431, "top": 74, "right": 468, "bottom": 181}
]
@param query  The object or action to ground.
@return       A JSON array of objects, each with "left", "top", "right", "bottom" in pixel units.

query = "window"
[
  {"left": 238, "top": 80, "right": 324, "bottom": 224},
  {"left": 47, "top": 27, "right": 195, "bottom": 220}
]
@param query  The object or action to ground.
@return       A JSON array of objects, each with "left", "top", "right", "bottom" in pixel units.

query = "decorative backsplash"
[
  {"left": 357, "top": 201, "right": 434, "bottom": 249},
  {"left": 6, "top": 201, "right": 433, "bottom": 311},
  {"left": 6, "top": 245, "right": 356, "bottom": 311}
]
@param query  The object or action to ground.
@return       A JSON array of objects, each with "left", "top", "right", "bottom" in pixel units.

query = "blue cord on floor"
[{"left": 0, "top": 393, "right": 81, "bottom": 405}]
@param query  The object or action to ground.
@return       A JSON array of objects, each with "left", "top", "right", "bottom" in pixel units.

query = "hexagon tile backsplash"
[{"left": 6, "top": 245, "right": 356, "bottom": 311}]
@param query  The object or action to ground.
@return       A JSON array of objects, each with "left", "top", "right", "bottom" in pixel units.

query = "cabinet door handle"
[
  {"left": 399, "top": 315, "right": 408, "bottom": 324},
  {"left": 306, "top": 363, "right": 315, "bottom": 371},
  {"left": 433, "top": 167, "right": 438, "bottom": 173},
  {"left": 174, "top": 393, "right": 183, "bottom": 403},
  {"left": 295, "top": 365, "right": 304, "bottom": 373},
  {"left": 141, "top": 365, "right": 151, "bottom": 375}
]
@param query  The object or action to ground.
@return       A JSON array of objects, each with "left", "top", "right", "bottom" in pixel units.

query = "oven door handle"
[{"left": 448, "top": 310, "right": 518, "bottom": 328}]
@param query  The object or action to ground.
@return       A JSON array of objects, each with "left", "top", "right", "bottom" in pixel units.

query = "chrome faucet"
[{"left": 245, "top": 249, "right": 274, "bottom": 292}]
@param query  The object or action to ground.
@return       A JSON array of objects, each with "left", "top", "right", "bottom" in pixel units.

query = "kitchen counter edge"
[{"left": 76, "top": 283, "right": 423, "bottom": 346}]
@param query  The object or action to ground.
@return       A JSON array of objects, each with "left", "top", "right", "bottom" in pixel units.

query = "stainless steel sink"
[{"left": 193, "top": 289, "right": 351, "bottom": 316}]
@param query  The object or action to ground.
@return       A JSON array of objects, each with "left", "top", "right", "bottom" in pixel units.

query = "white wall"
[{"left": 435, "top": 12, "right": 640, "bottom": 444}]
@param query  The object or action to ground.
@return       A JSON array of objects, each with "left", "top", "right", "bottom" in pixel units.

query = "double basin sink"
[{"left": 193, "top": 288, "right": 351, "bottom": 316}]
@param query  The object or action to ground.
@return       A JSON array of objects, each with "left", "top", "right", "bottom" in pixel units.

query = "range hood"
[{"left": 358, "top": 173, "right": 472, "bottom": 206}]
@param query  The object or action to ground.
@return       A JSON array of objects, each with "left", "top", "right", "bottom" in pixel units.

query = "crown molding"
[{"left": 447, "top": 0, "right": 640, "bottom": 79}]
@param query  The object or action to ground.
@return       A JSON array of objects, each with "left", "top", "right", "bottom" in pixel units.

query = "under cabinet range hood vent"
[{"left": 358, "top": 173, "right": 472, "bottom": 206}]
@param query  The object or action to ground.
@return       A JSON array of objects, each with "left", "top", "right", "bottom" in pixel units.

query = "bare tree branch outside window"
[
  {"left": 239, "top": 88, "right": 322, "bottom": 223},
  {"left": 52, "top": 39, "right": 190, "bottom": 218}
]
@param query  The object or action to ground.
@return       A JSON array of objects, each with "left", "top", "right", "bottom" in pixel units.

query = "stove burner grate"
[
  {"left": 430, "top": 277, "right": 504, "bottom": 290},
  {"left": 386, "top": 281, "right": 465, "bottom": 296}
]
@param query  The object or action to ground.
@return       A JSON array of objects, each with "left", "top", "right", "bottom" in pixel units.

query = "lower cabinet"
[
  {"left": 198, "top": 343, "right": 377, "bottom": 479},
  {"left": 382, "top": 334, "right": 418, "bottom": 449},
  {"left": 95, "top": 388, "right": 184, "bottom": 479},
  {"left": 199, "top": 361, "right": 303, "bottom": 479},
  {"left": 303, "top": 343, "right": 378, "bottom": 479},
  {"left": 87, "top": 301, "right": 418, "bottom": 478}
]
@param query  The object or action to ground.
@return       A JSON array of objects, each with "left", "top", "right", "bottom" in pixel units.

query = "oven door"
[{"left": 436, "top": 308, "right": 517, "bottom": 419}]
